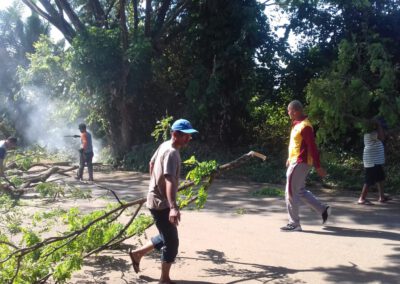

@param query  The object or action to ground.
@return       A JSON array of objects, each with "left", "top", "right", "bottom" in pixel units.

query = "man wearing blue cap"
[{"left": 129, "top": 119, "right": 198, "bottom": 284}]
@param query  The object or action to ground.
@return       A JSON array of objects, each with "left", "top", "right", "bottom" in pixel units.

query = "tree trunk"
[
  {"left": 145, "top": 0, "right": 152, "bottom": 37},
  {"left": 132, "top": 0, "right": 139, "bottom": 37},
  {"left": 106, "top": 90, "right": 129, "bottom": 159}
]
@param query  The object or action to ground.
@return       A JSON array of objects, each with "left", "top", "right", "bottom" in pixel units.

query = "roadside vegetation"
[{"left": 1, "top": 1, "right": 400, "bottom": 282}]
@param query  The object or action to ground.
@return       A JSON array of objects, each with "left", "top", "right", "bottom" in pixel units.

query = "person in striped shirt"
[
  {"left": 280, "top": 100, "right": 329, "bottom": 232},
  {"left": 357, "top": 118, "right": 389, "bottom": 205}
]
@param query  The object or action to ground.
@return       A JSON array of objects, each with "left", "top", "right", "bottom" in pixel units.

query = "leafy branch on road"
[{"left": 0, "top": 151, "right": 265, "bottom": 283}]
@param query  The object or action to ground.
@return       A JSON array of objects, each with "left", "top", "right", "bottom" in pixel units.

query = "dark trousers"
[
  {"left": 150, "top": 208, "right": 179, "bottom": 263},
  {"left": 77, "top": 151, "right": 94, "bottom": 181}
]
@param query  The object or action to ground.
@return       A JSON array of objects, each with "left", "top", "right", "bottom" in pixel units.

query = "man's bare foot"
[
  {"left": 357, "top": 199, "right": 374, "bottom": 205},
  {"left": 129, "top": 249, "right": 141, "bottom": 273}
]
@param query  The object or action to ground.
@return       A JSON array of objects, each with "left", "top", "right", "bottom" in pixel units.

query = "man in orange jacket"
[{"left": 281, "top": 100, "right": 329, "bottom": 232}]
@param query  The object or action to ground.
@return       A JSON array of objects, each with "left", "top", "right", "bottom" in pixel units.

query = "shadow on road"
[
  {"left": 302, "top": 225, "right": 400, "bottom": 241},
  {"left": 177, "top": 248, "right": 399, "bottom": 284},
  {"left": 139, "top": 275, "right": 215, "bottom": 284}
]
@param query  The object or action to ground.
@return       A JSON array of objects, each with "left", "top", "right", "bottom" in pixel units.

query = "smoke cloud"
[{"left": 16, "top": 86, "right": 102, "bottom": 162}]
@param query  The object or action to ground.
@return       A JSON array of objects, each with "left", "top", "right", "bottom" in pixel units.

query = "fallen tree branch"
[
  {"left": 1, "top": 175, "right": 17, "bottom": 189},
  {"left": 85, "top": 202, "right": 144, "bottom": 257},
  {"left": 57, "top": 165, "right": 79, "bottom": 175},
  {"left": 0, "top": 197, "right": 147, "bottom": 264},
  {"left": 20, "top": 167, "right": 61, "bottom": 189},
  {"left": 1, "top": 151, "right": 266, "bottom": 283},
  {"left": 94, "top": 183, "right": 124, "bottom": 205}
]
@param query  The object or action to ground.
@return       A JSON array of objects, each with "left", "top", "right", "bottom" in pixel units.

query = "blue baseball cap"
[{"left": 171, "top": 119, "right": 198, "bottom": 134}]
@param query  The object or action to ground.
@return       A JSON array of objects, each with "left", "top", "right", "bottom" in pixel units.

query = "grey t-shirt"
[{"left": 146, "top": 140, "right": 181, "bottom": 210}]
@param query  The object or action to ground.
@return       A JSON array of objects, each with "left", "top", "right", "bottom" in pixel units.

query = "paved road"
[{"left": 67, "top": 171, "right": 400, "bottom": 284}]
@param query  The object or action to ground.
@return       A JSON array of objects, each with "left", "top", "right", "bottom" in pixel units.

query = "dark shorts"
[
  {"left": 365, "top": 165, "right": 385, "bottom": 186},
  {"left": 149, "top": 208, "right": 179, "bottom": 263}
]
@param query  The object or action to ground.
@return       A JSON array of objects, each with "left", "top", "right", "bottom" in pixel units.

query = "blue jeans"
[{"left": 150, "top": 208, "right": 179, "bottom": 263}]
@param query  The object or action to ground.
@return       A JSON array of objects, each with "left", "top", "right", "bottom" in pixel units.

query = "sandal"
[
  {"left": 129, "top": 248, "right": 140, "bottom": 274},
  {"left": 357, "top": 199, "right": 374, "bottom": 205}
]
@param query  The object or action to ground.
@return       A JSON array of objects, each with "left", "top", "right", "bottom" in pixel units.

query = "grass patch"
[
  {"left": 252, "top": 187, "right": 284, "bottom": 197},
  {"left": 235, "top": 208, "right": 247, "bottom": 215}
]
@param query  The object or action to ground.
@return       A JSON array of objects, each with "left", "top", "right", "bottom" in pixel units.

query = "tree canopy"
[
  {"left": 18, "top": 0, "right": 278, "bottom": 157},
  {"left": 0, "top": 0, "right": 398, "bottom": 157}
]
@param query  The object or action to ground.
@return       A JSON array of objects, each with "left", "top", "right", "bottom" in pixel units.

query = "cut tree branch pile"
[{"left": 1, "top": 161, "right": 78, "bottom": 196}]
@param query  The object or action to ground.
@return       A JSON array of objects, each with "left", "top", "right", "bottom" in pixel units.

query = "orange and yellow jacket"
[{"left": 288, "top": 116, "right": 321, "bottom": 168}]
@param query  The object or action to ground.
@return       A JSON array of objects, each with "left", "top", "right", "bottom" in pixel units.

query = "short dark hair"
[
  {"left": 78, "top": 123, "right": 86, "bottom": 130},
  {"left": 7, "top": 137, "right": 17, "bottom": 144}
]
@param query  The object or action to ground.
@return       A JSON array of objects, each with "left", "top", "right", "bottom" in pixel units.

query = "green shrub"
[
  {"left": 252, "top": 187, "right": 284, "bottom": 197},
  {"left": 121, "top": 142, "right": 157, "bottom": 172},
  {"left": 98, "top": 145, "right": 114, "bottom": 165}
]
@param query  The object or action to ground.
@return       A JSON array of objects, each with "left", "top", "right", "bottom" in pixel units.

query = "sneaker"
[
  {"left": 322, "top": 206, "right": 330, "bottom": 224},
  {"left": 280, "top": 224, "right": 302, "bottom": 232}
]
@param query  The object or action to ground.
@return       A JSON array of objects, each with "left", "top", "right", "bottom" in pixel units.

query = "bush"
[
  {"left": 320, "top": 151, "right": 363, "bottom": 190},
  {"left": 98, "top": 145, "right": 114, "bottom": 165},
  {"left": 248, "top": 97, "right": 290, "bottom": 149},
  {"left": 121, "top": 142, "right": 158, "bottom": 172}
]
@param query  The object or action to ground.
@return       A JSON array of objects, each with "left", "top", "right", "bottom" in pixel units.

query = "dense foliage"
[
  {"left": 0, "top": 194, "right": 154, "bottom": 283},
  {"left": 1, "top": 2, "right": 400, "bottom": 279},
  {"left": 17, "top": 0, "right": 278, "bottom": 157},
  {"left": 0, "top": 0, "right": 399, "bottom": 177},
  {"left": 302, "top": 1, "right": 400, "bottom": 147}
]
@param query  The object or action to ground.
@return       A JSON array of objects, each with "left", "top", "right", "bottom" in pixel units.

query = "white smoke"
[{"left": 19, "top": 86, "right": 102, "bottom": 162}]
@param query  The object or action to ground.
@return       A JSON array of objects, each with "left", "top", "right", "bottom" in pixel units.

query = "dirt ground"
[{"left": 24, "top": 170, "right": 400, "bottom": 284}]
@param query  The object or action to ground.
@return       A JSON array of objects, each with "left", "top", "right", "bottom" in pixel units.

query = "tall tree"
[
  {"left": 21, "top": 0, "right": 277, "bottom": 156},
  {"left": 164, "top": 0, "right": 277, "bottom": 144},
  {"left": 20, "top": 0, "right": 184, "bottom": 156}
]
